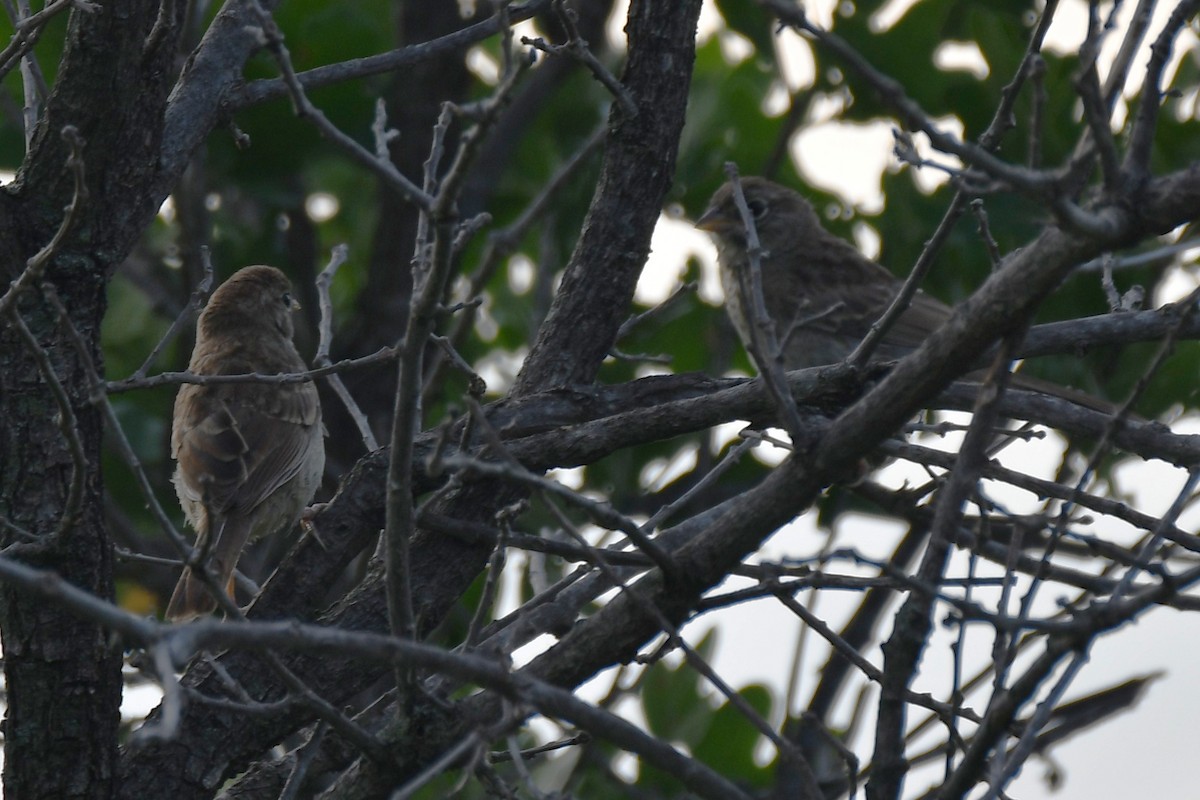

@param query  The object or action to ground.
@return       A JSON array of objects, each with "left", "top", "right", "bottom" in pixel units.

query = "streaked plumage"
[
  {"left": 166, "top": 265, "right": 324, "bottom": 620},
  {"left": 696, "top": 176, "right": 1111, "bottom": 412},
  {"left": 697, "top": 177, "right": 953, "bottom": 367}
]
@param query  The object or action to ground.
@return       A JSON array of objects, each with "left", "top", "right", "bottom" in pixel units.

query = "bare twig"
[
  {"left": 128, "top": 247, "right": 214, "bottom": 382},
  {"left": 721, "top": 163, "right": 809, "bottom": 440},
  {"left": 1124, "top": 0, "right": 1200, "bottom": 180},
  {"left": 278, "top": 723, "right": 329, "bottom": 800},
  {"left": 229, "top": 0, "right": 554, "bottom": 110},
  {"left": 464, "top": 507, "right": 513, "bottom": 649},
  {"left": 1075, "top": 8, "right": 1121, "bottom": 191},
  {"left": 106, "top": 346, "right": 400, "bottom": 393},
  {"left": 968, "top": 199, "right": 1004, "bottom": 269},
  {"left": 422, "top": 121, "right": 605, "bottom": 401},
  {"left": 0, "top": 0, "right": 89, "bottom": 86},
  {"left": 869, "top": 336, "right": 1022, "bottom": 798},
  {"left": 760, "top": 1, "right": 1061, "bottom": 197},
  {"left": 453, "top": 398, "right": 680, "bottom": 581},
  {"left": 246, "top": 0, "right": 432, "bottom": 210},
  {"left": 314, "top": 244, "right": 379, "bottom": 451},
  {"left": 382, "top": 6, "right": 532, "bottom": 698},
  {"left": 521, "top": 0, "right": 636, "bottom": 118},
  {"left": 850, "top": 0, "right": 1061, "bottom": 366},
  {"left": 615, "top": 280, "right": 699, "bottom": 342}
]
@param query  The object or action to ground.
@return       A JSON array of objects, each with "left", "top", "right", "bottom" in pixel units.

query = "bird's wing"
[
  {"left": 172, "top": 372, "right": 321, "bottom": 516},
  {"left": 878, "top": 290, "right": 954, "bottom": 351},
  {"left": 773, "top": 269, "right": 954, "bottom": 361}
]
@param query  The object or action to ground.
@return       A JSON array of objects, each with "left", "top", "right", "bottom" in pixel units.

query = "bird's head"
[
  {"left": 695, "top": 176, "right": 823, "bottom": 251},
  {"left": 198, "top": 265, "right": 300, "bottom": 341}
]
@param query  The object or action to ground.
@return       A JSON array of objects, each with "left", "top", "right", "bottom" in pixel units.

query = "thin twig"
[
  {"left": 106, "top": 345, "right": 401, "bottom": 393},
  {"left": 759, "top": 0, "right": 1072, "bottom": 203},
  {"left": 279, "top": 723, "right": 329, "bottom": 800},
  {"left": 1123, "top": 0, "right": 1200, "bottom": 179},
  {"left": 382, "top": 4, "right": 531, "bottom": 699},
  {"left": 229, "top": 0, "right": 554, "bottom": 110},
  {"left": 521, "top": 0, "right": 636, "bottom": 118},
  {"left": 0, "top": 0, "right": 88, "bottom": 86},
  {"left": 246, "top": 0, "right": 432, "bottom": 210},
  {"left": 314, "top": 244, "right": 379, "bottom": 451},
  {"left": 423, "top": 122, "right": 605, "bottom": 400},
  {"left": 1075, "top": 9, "right": 1121, "bottom": 190},
  {"left": 615, "top": 280, "right": 699, "bottom": 342},
  {"left": 464, "top": 508, "right": 513, "bottom": 649},
  {"left": 851, "top": 0, "right": 1061, "bottom": 365},
  {"left": 128, "top": 247, "right": 214, "bottom": 382},
  {"left": 721, "top": 163, "right": 809, "bottom": 440},
  {"left": 455, "top": 398, "right": 680, "bottom": 581}
]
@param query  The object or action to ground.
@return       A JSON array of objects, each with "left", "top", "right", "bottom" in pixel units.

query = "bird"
[
  {"left": 695, "top": 176, "right": 1110, "bottom": 410},
  {"left": 166, "top": 265, "right": 325, "bottom": 620}
]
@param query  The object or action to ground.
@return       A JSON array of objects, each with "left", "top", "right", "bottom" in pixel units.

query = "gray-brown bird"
[
  {"left": 166, "top": 265, "right": 325, "bottom": 620},
  {"left": 696, "top": 176, "right": 1109, "bottom": 409}
]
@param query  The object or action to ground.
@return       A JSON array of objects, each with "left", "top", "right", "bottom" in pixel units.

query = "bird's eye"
[
  {"left": 281, "top": 291, "right": 293, "bottom": 307},
  {"left": 747, "top": 198, "right": 769, "bottom": 220}
]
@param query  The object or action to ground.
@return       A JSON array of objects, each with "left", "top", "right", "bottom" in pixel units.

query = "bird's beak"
[
  {"left": 291, "top": 298, "right": 302, "bottom": 311},
  {"left": 694, "top": 206, "right": 730, "bottom": 233}
]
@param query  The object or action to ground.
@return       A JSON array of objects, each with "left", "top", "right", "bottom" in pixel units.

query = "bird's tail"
[
  {"left": 165, "top": 566, "right": 226, "bottom": 620},
  {"left": 165, "top": 515, "right": 251, "bottom": 620},
  {"left": 1008, "top": 372, "right": 1120, "bottom": 415}
]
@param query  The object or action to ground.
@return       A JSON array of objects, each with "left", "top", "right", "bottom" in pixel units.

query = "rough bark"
[
  {"left": 0, "top": 1, "right": 184, "bottom": 797},
  {"left": 119, "top": 0, "right": 705, "bottom": 793}
]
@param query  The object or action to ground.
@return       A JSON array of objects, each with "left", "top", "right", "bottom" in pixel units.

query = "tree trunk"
[{"left": 0, "top": 2, "right": 184, "bottom": 795}]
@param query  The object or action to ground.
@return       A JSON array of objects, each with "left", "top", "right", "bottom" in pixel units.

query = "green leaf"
[
  {"left": 715, "top": 0, "right": 778, "bottom": 61},
  {"left": 641, "top": 629, "right": 719, "bottom": 747},
  {"left": 692, "top": 683, "right": 776, "bottom": 787}
]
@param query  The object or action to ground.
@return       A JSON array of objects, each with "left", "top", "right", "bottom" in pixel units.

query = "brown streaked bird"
[
  {"left": 696, "top": 176, "right": 1110, "bottom": 410},
  {"left": 166, "top": 265, "right": 325, "bottom": 620}
]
